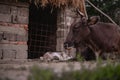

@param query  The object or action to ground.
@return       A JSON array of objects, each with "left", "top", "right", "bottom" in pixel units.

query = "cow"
[{"left": 64, "top": 16, "right": 120, "bottom": 60}]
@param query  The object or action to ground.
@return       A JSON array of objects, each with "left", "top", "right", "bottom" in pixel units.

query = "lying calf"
[{"left": 40, "top": 51, "right": 73, "bottom": 62}]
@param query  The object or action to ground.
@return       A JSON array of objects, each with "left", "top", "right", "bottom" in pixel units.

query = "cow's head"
[{"left": 64, "top": 16, "right": 100, "bottom": 49}]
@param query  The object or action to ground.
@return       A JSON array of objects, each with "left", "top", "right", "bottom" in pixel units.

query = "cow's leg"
[
  {"left": 80, "top": 47, "right": 95, "bottom": 60},
  {"left": 95, "top": 50, "right": 101, "bottom": 61},
  {"left": 75, "top": 47, "right": 80, "bottom": 58}
]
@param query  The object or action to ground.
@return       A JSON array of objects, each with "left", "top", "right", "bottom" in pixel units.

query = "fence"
[{"left": 28, "top": 23, "right": 57, "bottom": 58}]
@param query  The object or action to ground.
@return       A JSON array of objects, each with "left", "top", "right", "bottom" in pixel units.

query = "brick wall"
[
  {"left": 0, "top": 2, "right": 80, "bottom": 59},
  {"left": 0, "top": 2, "right": 29, "bottom": 59}
]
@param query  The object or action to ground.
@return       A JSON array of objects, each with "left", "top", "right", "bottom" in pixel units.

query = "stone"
[
  {"left": 57, "top": 29, "right": 65, "bottom": 38},
  {"left": 18, "top": 8, "right": 29, "bottom": 17},
  {"left": 3, "top": 49, "right": 16, "bottom": 59},
  {"left": 0, "top": 32, "right": 3, "bottom": 41},
  {"left": 1, "top": 44, "right": 28, "bottom": 59},
  {"left": 16, "top": 35, "right": 27, "bottom": 41},
  {"left": 11, "top": 6, "right": 18, "bottom": 14},
  {"left": 0, "top": 26, "right": 26, "bottom": 35},
  {"left": 11, "top": 15, "right": 18, "bottom": 23},
  {"left": 15, "top": 45, "right": 28, "bottom": 59},
  {"left": 56, "top": 38, "right": 65, "bottom": 51},
  {"left": 0, "top": 14, "right": 11, "bottom": 22},
  {"left": 0, "top": 4, "right": 11, "bottom": 14},
  {"left": 3, "top": 32, "right": 10, "bottom": 41},
  {"left": 0, "top": 49, "right": 3, "bottom": 59},
  {"left": 57, "top": 24, "right": 66, "bottom": 29},
  {"left": 0, "top": 44, "right": 10, "bottom": 49},
  {"left": 9, "top": 33, "right": 16, "bottom": 41},
  {"left": 17, "top": 16, "right": 28, "bottom": 24}
]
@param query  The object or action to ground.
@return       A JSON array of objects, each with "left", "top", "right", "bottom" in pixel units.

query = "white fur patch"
[{"left": 40, "top": 51, "right": 73, "bottom": 62}]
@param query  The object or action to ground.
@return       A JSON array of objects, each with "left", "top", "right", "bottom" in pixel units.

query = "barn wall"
[
  {"left": 0, "top": 2, "right": 29, "bottom": 59},
  {"left": 0, "top": 2, "right": 79, "bottom": 59}
]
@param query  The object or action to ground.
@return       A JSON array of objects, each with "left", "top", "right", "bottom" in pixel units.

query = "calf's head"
[{"left": 64, "top": 16, "right": 100, "bottom": 49}]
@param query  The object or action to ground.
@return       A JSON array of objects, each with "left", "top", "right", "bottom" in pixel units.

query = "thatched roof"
[
  {"left": 1, "top": 0, "right": 87, "bottom": 16},
  {"left": 1, "top": 0, "right": 85, "bottom": 9},
  {"left": 4, "top": 0, "right": 85, "bottom": 9},
  {"left": 33, "top": 0, "right": 84, "bottom": 8},
  {"left": 33, "top": 0, "right": 86, "bottom": 16},
  {"left": 2, "top": 0, "right": 85, "bottom": 7},
  {"left": 2, "top": 0, "right": 84, "bottom": 8}
]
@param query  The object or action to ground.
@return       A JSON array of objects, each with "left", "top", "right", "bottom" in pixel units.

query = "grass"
[
  {"left": 28, "top": 65, "right": 54, "bottom": 80},
  {"left": 28, "top": 62, "right": 120, "bottom": 80},
  {"left": 76, "top": 52, "right": 85, "bottom": 62}
]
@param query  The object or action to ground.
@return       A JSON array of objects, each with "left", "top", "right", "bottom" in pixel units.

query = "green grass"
[
  {"left": 28, "top": 63, "right": 120, "bottom": 80},
  {"left": 76, "top": 53, "right": 85, "bottom": 62},
  {"left": 28, "top": 65, "right": 54, "bottom": 80}
]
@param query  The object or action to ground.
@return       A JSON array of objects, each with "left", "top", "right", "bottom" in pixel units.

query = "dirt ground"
[{"left": 0, "top": 59, "right": 100, "bottom": 80}]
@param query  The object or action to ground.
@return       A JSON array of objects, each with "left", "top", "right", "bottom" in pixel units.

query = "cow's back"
[{"left": 89, "top": 22, "right": 120, "bottom": 52}]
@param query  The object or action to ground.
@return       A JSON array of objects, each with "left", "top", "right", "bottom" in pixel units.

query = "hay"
[
  {"left": 1, "top": 0, "right": 86, "bottom": 9},
  {"left": 1, "top": 0, "right": 86, "bottom": 16},
  {"left": 33, "top": 0, "right": 86, "bottom": 16},
  {"left": 11, "top": 0, "right": 85, "bottom": 8},
  {"left": 39, "top": 0, "right": 84, "bottom": 8}
]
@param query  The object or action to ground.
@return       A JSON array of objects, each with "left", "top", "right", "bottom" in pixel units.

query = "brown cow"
[{"left": 64, "top": 16, "right": 120, "bottom": 60}]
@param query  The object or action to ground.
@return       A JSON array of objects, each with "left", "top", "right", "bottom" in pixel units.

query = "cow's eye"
[
  {"left": 73, "top": 26, "right": 79, "bottom": 33},
  {"left": 73, "top": 24, "right": 80, "bottom": 29}
]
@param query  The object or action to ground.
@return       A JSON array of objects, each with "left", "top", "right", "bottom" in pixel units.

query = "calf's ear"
[{"left": 88, "top": 16, "right": 100, "bottom": 25}]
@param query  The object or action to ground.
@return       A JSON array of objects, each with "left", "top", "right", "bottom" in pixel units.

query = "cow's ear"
[
  {"left": 88, "top": 16, "right": 100, "bottom": 25},
  {"left": 81, "top": 17, "right": 88, "bottom": 25}
]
